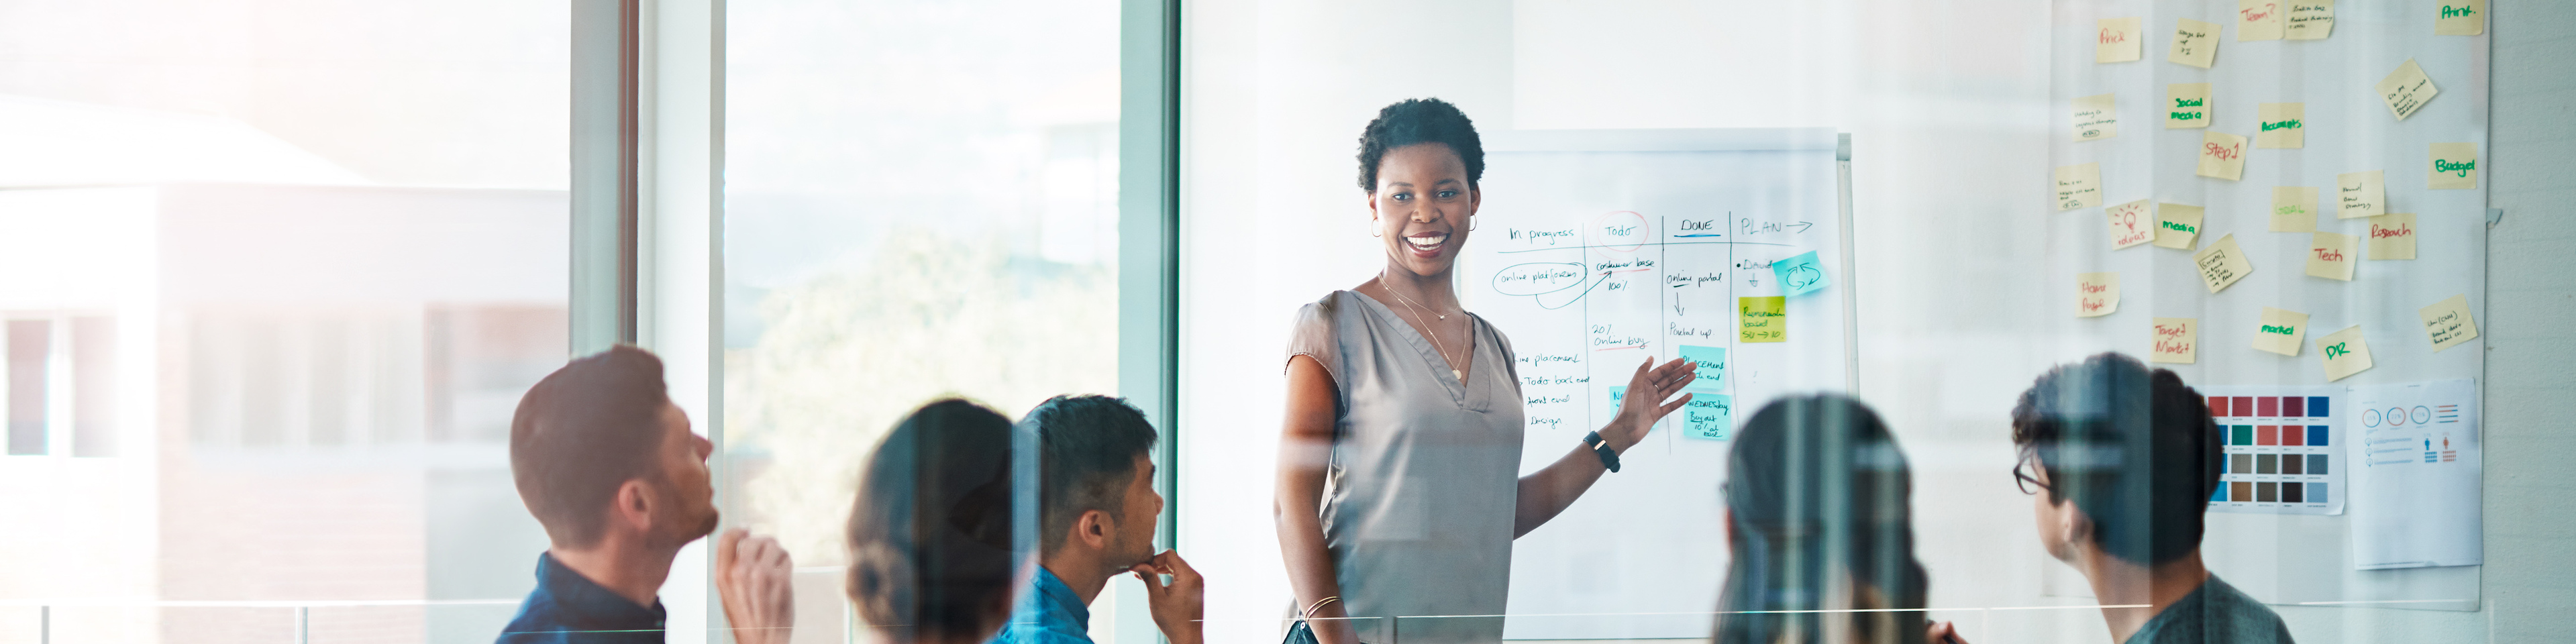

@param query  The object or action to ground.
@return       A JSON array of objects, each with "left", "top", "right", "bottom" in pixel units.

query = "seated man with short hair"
[
  {"left": 2012, "top": 353, "right": 2294, "bottom": 644},
  {"left": 988, "top": 395, "right": 1204, "bottom": 644},
  {"left": 498, "top": 345, "right": 794, "bottom": 643}
]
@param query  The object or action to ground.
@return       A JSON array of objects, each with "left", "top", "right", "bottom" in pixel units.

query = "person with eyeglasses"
[{"left": 2010, "top": 353, "right": 2294, "bottom": 644}]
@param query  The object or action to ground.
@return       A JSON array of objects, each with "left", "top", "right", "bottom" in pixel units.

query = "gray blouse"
[{"left": 1286, "top": 290, "right": 1526, "bottom": 644}]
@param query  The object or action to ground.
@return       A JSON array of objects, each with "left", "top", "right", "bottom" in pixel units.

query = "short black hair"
[
  {"left": 509, "top": 344, "right": 671, "bottom": 548},
  {"left": 1356, "top": 98, "right": 1484, "bottom": 191},
  {"left": 1715, "top": 395, "right": 1927, "bottom": 644},
  {"left": 1025, "top": 394, "right": 1160, "bottom": 555},
  {"left": 845, "top": 398, "right": 1021, "bottom": 642},
  {"left": 2010, "top": 352, "right": 2224, "bottom": 566}
]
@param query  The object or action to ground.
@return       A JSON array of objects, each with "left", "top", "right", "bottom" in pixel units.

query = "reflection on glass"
[
  {"left": 0, "top": 1, "right": 568, "bottom": 641},
  {"left": 721, "top": 0, "right": 1122, "bottom": 598}
]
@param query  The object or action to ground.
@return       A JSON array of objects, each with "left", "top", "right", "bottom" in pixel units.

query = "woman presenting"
[{"left": 1275, "top": 98, "right": 1700, "bottom": 644}]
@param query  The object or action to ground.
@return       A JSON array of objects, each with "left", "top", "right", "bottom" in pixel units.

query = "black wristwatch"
[{"left": 1584, "top": 431, "right": 1621, "bottom": 472}]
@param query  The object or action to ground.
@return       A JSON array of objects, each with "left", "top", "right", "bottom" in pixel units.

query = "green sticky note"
[
  {"left": 1680, "top": 390, "right": 1733, "bottom": 440},
  {"left": 1773, "top": 251, "right": 1828, "bottom": 297},
  {"left": 1678, "top": 345, "right": 1727, "bottom": 389},
  {"left": 1740, "top": 297, "right": 1787, "bottom": 343}
]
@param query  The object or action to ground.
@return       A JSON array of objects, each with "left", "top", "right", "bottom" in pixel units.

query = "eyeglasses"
[{"left": 2012, "top": 459, "right": 2051, "bottom": 495}]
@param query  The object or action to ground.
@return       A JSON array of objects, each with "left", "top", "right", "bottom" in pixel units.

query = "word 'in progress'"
[
  {"left": 2337, "top": 170, "right": 2385, "bottom": 219},
  {"left": 2153, "top": 317, "right": 2199, "bottom": 364},
  {"left": 2271, "top": 186, "right": 2319, "bottom": 232},
  {"left": 2317, "top": 325, "right": 2373, "bottom": 382},
  {"left": 1773, "top": 250, "right": 1829, "bottom": 297},
  {"left": 2198, "top": 131, "right": 2249, "bottom": 181},
  {"left": 2375, "top": 59, "right": 2438, "bottom": 121},
  {"left": 2056, "top": 163, "right": 2102, "bottom": 211},
  {"left": 2428, "top": 142, "right": 2478, "bottom": 190},
  {"left": 2285, "top": 1, "right": 2334, "bottom": 40},
  {"left": 1679, "top": 344, "right": 1727, "bottom": 390},
  {"left": 2108, "top": 199, "right": 2155, "bottom": 249},
  {"left": 2169, "top": 18, "right": 2220, "bottom": 68},
  {"left": 2195, "top": 235, "right": 2255, "bottom": 293},
  {"left": 2307, "top": 231, "right": 2358, "bottom": 281},
  {"left": 2168, "top": 83, "right": 2212, "bottom": 128},
  {"left": 2254, "top": 307, "right": 2310, "bottom": 356},
  {"left": 2418, "top": 294, "right": 2479, "bottom": 352},
  {"left": 2240, "top": 0, "right": 2285, "bottom": 40},
  {"left": 2258, "top": 103, "right": 2305, "bottom": 148},
  {"left": 2435, "top": 0, "right": 2485, "bottom": 36},
  {"left": 2098, "top": 17, "right": 2144, "bottom": 62},
  {"left": 1739, "top": 297, "right": 1786, "bottom": 343},
  {"left": 2077, "top": 272, "right": 2120, "bottom": 318},
  {"left": 2368, "top": 213, "right": 2417, "bottom": 260},
  {"left": 2073, "top": 93, "right": 2118, "bottom": 142},
  {"left": 2157, "top": 203, "right": 2206, "bottom": 250}
]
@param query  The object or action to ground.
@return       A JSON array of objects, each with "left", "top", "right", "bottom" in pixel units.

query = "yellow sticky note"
[
  {"left": 2078, "top": 272, "right": 2120, "bottom": 317},
  {"left": 2194, "top": 235, "right": 2255, "bottom": 293},
  {"left": 2336, "top": 170, "right": 2385, "bottom": 219},
  {"left": 2098, "top": 17, "right": 2145, "bottom": 62},
  {"left": 2239, "top": 0, "right": 2285, "bottom": 40},
  {"left": 2367, "top": 213, "right": 2417, "bottom": 260},
  {"left": 2155, "top": 203, "right": 2205, "bottom": 250},
  {"left": 2197, "top": 131, "right": 2248, "bottom": 181},
  {"left": 2271, "top": 186, "right": 2318, "bottom": 231},
  {"left": 2167, "top": 83, "right": 2212, "bottom": 129},
  {"left": 2073, "top": 93, "right": 2119, "bottom": 142},
  {"left": 2152, "top": 318, "right": 2199, "bottom": 364},
  {"left": 2253, "top": 307, "right": 2310, "bottom": 356},
  {"left": 2428, "top": 142, "right": 2478, "bottom": 189},
  {"left": 2056, "top": 163, "right": 2102, "bottom": 211},
  {"left": 2419, "top": 294, "right": 2479, "bottom": 352},
  {"left": 2108, "top": 199, "right": 2156, "bottom": 249},
  {"left": 2257, "top": 103, "right": 2305, "bottom": 148},
  {"left": 2317, "top": 325, "right": 2373, "bottom": 382},
  {"left": 2169, "top": 18, "right": 2220, "bottom": 68},
  {"left": 1739, "top": 297, "right": 1786, "bottom": 343},
  {"left": 2306, "top": 231, "right": 2358, "bottom": 280},
  {"left": 2375, "top": 59, "right": 2438, "bottom": 121},
  {"left": 2435, "top": 0, "right": 2485, "bottom": 36},
  {"left": 2286, "top": 1, "right": 2334, "bottom": 40}
]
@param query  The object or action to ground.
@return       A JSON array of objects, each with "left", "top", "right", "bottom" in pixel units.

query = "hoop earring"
[{"left": 1469, "top": 215, "right": 1478, "bottom": 231}]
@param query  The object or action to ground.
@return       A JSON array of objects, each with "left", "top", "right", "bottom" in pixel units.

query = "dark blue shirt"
[
  {"left": 496, "top": 552, "right": 668, "bottom": 643},
  {"left": 986, "top": 567, "right": 1092, "bottom": 644}
]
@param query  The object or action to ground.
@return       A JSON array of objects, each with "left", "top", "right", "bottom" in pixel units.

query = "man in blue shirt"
[
  {"left": 497, "top": 345, "right": 797, "bottom": 643},
  {"left": 2012, "top": 354, "right": 2295, "bottom": 644},
  {"left": 991, "top": 396, "right": 1204, "bottom": 644}
]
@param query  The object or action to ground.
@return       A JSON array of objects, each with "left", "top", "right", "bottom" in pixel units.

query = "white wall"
[{"left": 1178, "top": 1, "right": 2572, "bottom": 643}]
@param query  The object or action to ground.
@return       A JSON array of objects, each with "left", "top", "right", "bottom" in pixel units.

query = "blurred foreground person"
[
  {"left": 2012, "top": 353, "right": 2292, "bottom": 644},
  {"left": 847, "top": 398, "right": 1027, "bottom": 644},
  {"left": 500, "top": 345, "right": 794, "bottom": 643},
  {"left": 1714, "top": 394, "right": 1951, "bottom": 644},
  {"left": 988, "top": 395, "right": 1204, "bottom": 644}
]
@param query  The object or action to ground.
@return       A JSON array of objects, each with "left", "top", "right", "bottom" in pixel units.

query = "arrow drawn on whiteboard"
[
  {"left": 1531, "top": 271, "right": 1615, "bottom": 310},
  {"left": 1673, "top": 294, "right": 1686, "bottom": 316}
]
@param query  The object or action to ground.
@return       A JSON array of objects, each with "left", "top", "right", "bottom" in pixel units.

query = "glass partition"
[{"left": 0, "top": 2, "right": 569, "bottom": 643}]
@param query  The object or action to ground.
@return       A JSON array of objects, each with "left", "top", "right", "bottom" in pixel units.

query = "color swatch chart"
[{"left": 2203, "top": 386, "right": 2345, "bottom": 515}]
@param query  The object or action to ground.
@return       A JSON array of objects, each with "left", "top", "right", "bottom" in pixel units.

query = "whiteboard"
[
  {"left": 1463, "top": 128, "right": 1854, "bottom": 639},
  {"left": 2047, "top": 0, "right": 2487, "bottom": 611}
]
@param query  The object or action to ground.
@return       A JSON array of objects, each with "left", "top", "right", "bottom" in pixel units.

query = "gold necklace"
[{"left": 1380, "top": 276, "right": 1463, "bottom": 381}]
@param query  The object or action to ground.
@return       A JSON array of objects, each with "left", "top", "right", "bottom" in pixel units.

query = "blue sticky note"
[
  {"left": 1680, "top": 391, "right": 1733, "bottom": 440},
  {"left": 1608, "top": 386, "right": 1625, "bottom": 406},
  {"left": 1678, "top": 345, "right": 1727, "bottom": 389},
  {"left": 1773, "top": 250, "right": 1828, "bottom": 297}
]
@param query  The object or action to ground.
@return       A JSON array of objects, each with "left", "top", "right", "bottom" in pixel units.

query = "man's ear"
[
  {"left": 611, "top": 478, "right": 656, "bottom": 534},
  {"left": 2057, "top": 500, "right": 2095, "bottom": 553},
  {"left": 1073, "top": 508, "right": 1115, "bottom": 550}
]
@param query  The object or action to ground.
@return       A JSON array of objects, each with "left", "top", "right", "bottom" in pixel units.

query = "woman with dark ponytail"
[{"left": 1716, "top": 395, "right": 1958, "bottom": 644}]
